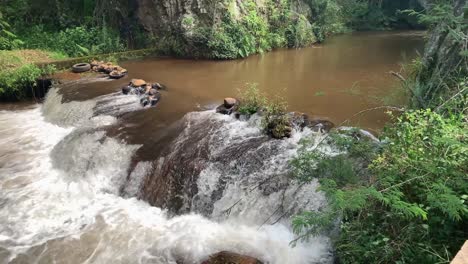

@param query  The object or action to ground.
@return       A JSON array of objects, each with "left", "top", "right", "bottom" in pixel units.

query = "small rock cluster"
[
  {"left": 216, "top": 97, "right": 335, "bottom": 139},
  {"left": 122, "top": 79, "right": 165, "bottom": 107},
  {"left": 90, "top": 60, "right": 128, "bottom": 79}
]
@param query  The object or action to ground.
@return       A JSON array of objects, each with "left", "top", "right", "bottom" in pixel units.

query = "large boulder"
[{"left": 201, "top": 251, "right": 263, "bottom": 264}]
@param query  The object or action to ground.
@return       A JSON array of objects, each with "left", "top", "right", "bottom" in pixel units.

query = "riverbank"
[{"left": 0, "top": 48, "right": 160, "bottom": 100}]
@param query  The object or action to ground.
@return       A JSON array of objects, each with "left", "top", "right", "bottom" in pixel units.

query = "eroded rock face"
[
  {"left": 135, "top": 0, "right": 313, "bottom": 57},
  {"left": 201, "top": 251, "right": 263, "bottom": 264}
]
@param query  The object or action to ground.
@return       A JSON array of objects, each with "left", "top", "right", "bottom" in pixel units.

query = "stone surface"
[
  {"left": 216, "top": 104, "right": 233, "bottom": 115},
  {"left": 224, "top": 97, "right": 237, "bottom": 108},
  {"left": 201, "top": 251, "right": 263, "bottom": 264},
  {"left": 131, "top": 79, "right": 147, "bottom": 87},
  {"left": 289, "top": 112, "right": 310, "bottom": 129},
  {"left": 308, "top": 119, "right": 335, "bottom": 133}
]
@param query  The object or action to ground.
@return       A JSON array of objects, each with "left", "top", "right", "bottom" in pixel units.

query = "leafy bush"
[
  {"left": 286, "top": 15, "right": 316, "bottom": 47},
  {"left": 237, "top": 83, "right": 267, "bottom": 115},
  {"left": 262, "top": 96, "right": 292, "bottom": 138},
  {"left": 20, "top": 25, "right": 125, "bottom": 57},
  {"left": 291, "top": 109, "right": 467, "bottom": 263},
  {"left": 0, "top": 11, "right": 23, "bottom": 50},
  {"left": 0, "top": 64, "right": 43, "bottom": 99}
]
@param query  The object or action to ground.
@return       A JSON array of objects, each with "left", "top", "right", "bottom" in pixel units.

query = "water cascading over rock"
[
  {"left": 0, "top": 84, "right": 334, "bottom": 263},
  {"left": 139, "top": 111, "right": 331, "bottom": 228}
]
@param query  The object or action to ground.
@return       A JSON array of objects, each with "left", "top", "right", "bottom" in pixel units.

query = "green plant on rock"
[
  {"left": 0, "top": 64, "right": 42, "bottom": 99},
  {"left": 262, "top": 96, "right": 292, "bottom": 139},
  {"left": 237, "top": 83, "right": 267, "bottom": 115}
]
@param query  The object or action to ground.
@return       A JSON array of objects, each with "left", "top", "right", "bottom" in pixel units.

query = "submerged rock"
[{"left": 201, "top": 251, "right": 263, "bottom": 264}]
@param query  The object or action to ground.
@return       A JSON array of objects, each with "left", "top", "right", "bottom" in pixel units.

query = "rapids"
[{"left": 0, "top": 87, "right": 333, "bottom": 263}]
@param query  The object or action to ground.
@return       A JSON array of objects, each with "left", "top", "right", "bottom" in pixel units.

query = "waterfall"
[{"left": 0, "top": 87, "right": 333, "bottom": 263}]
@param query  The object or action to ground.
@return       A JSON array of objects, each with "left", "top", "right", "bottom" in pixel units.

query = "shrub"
[
  {"left": 20, "top": 25, "right": 125, "bottom": 57},
  {"left": 237, "top": 83, "right": 267, "bottom": 115},
  {"left": 262, "top": 96, "right": 292, "bottom": 138},
  {"left": 291, "top": 109, "right": 467, "bottom": 263},
  {"left": 0, "top": 64, "right": 42, "bottom": 99},
  {"left": 0, "top": 11, "right": 23, "bottom": 50}
]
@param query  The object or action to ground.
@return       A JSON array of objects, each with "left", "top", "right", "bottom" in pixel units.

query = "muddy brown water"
[{"left": 3, "top": 31, "right": 425, "bottom": 161}]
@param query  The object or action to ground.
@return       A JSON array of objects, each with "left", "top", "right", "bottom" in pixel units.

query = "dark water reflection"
[{"left": 57, "top": 31, "right": 424, "bottom": 160}]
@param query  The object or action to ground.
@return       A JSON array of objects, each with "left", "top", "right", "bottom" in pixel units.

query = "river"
[{"left": 0, "top": 31, "right": 424, "bottom": 264}]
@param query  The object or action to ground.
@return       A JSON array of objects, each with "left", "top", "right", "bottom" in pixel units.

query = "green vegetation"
[
  {"left": 157, "top": 0, "right": 423, "bottom": 59},
  {"left": 292, "top": 109, "right": 467, "bottom": 263},
  {"left": 237, "top": 84, "right": 293, "bottom": 139},
  {"left": 0, "top": 11, "right": 23, "bottom": 50},
  {"left": 0, "top": 0, "right": 425, "bottom": 62},
  {"left": 0, "top": 50, "right": 57, "bottom": 99},
  {"left": 1, "top": 0, "right": 128, "bottom": 57},
  {"left": 291, "top": 2, "right": 467, "bottom": 263},
  {"left": 21, "top": 25, "right": 125, "bottom": 57},
  {"left": 237, "top": 83, "right": 267, "bottom": 115}
]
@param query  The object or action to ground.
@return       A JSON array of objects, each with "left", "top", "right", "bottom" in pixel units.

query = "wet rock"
[
  {"left": 152, "top": 82, "right": 166, "bottom": 90},
  {"left": 216, "top": 105, "right": 235, "bottom": 115},
  {"left": 109, "top": 70, "right": 126, "bottom": 79},
  {"left": 308, "top": 119, "right": 335, "bottom": 133},
  {"left": 148, "top": 88, "right": 159, "bottom": 96},
  {"left": 224, "top": 97, "right": 237, "bottom": 108},
  {"left": 289, "top": 112, "right": 310, "bottom": 130},
  {"left": 122, "top": 86, "right": 132, "bottom": 95},
  {"left": 131, "top": 79, "right": 147, "bottom": 87},
  {"left": 201, "top": 251, "right": 263, "bottom": 264},
  {"left": 265, "top": 115, "right": 293, "bottom": 139}
]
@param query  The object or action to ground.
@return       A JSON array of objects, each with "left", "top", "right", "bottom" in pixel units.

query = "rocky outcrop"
[{"left": 136, "top": 0, "right": 315, "bottom": 58}]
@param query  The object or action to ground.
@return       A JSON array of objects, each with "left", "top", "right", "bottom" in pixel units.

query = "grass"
[
  {"left": 0, "top": 49, "right": 64, "bottom": 71},
  {"left": 0, "top": 49, "right": 62, "bottom": 99}
]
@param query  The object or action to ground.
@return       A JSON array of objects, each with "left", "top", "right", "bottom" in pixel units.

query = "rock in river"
[
  {"left": 224, "top": 97, "right": 238, "bottom": 108},
  {"left": 131, "top": 79, "right": 147, "bottom": 87},
  {"left": 201, "top": 251, "right": 263, "bottom": 264}
]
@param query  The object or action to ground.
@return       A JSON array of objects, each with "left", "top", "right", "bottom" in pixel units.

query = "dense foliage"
[
  {"left": 292, "top": 108, "right": 467, "bottom": 263},
  {"left": 1, "top": 0, "right": 131, "bottom": 57},
  {"left": 0, "top": 50, "right": 58, "bottom": 99},
  {"left": 0, "top": 0, "right": 424, "bottom": 60},
  {"left": 154, "top": 0, "right": 424, "bottom": 59},
  {"left": 0, "top": 11, "right": 23, "bottom": 50},
  {"left": 291, "top": 1, "right": 467, "bottom": 263}
]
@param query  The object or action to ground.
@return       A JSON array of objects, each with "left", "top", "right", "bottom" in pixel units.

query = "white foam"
[{"left": 0, "top": 99, "right": 332, "bottom": 263}]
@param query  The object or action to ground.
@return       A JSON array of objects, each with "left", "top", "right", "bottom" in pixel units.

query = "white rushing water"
[{"left": 0, "top": 88, "right": 331, "bottom": 264}]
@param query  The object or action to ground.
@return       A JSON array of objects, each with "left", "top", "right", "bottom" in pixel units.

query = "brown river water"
[{"left": 65, "top": 31, "right": 423, "bottom": 159}]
